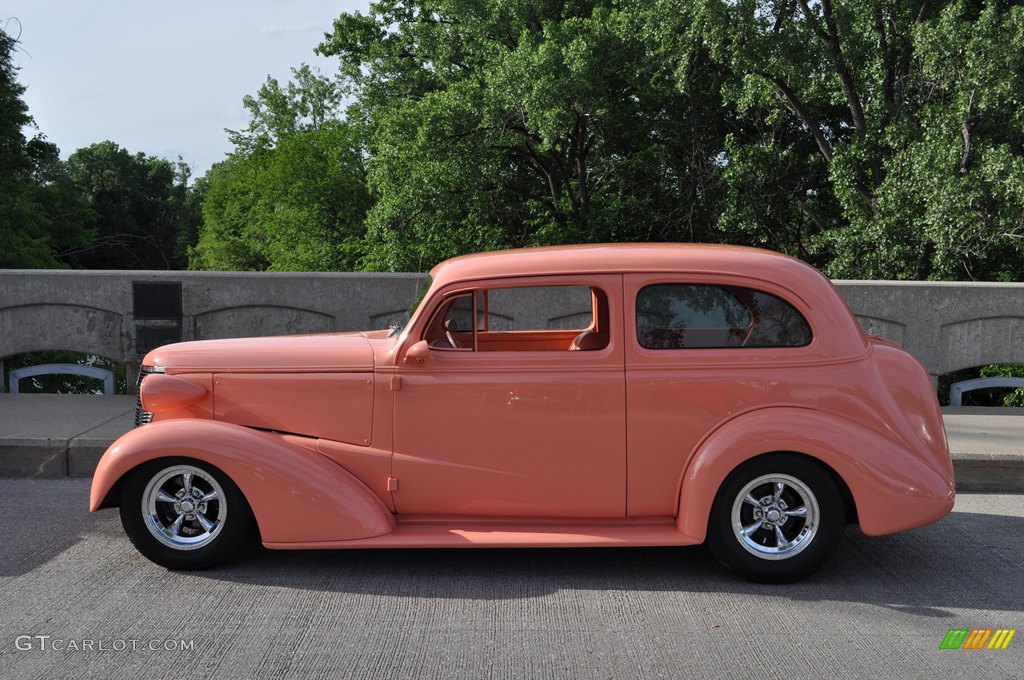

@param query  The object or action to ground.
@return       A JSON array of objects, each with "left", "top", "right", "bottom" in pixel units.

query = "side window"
[
  {"left": 636, "top": 284, "right": 811, "bottom": 349},
  {"left": 482, "top": 286, "right": 593, "bottom": 332},
  {"left": 424, "top": 285, "right": 610, "bottom": 352}
]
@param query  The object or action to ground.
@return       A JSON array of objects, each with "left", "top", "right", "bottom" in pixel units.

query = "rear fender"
[
  {"left": 90, "top": 420, "right": 395, "bottom": 544},
  {"left": 676, "top": 407, "right": 955, "bottom": 541}
]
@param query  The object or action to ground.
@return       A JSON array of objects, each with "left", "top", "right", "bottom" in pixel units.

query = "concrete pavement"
[
  {"left": 0, "top": 479, "right": 1021, "bottom": 679},
  {"left": 0, "top": 394, "right": 1022, "bottom": 491}
]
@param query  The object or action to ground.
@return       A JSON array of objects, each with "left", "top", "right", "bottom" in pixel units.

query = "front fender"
[
  {"left": 90, "top": 420, "right": 395, "bottom": 544},
  {"left": 676, "top": 407, "right": 954, "bottom": 541}
]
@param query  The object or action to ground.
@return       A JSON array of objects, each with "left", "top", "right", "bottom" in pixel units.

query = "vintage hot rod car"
[{"left": 90, "top": 244, "right": 955, "bottom": 582}]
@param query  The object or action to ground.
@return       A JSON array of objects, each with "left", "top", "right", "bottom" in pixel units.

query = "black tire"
[
  {"left": 706, "top": 453, "right": 846, "bottom": 583},
  {"left": 119, "top": 457, "right": 255, "bottom": 570}
]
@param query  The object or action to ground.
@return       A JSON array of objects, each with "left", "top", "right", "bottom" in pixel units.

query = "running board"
[{"left": 263, "top": 518, "right": 701, "bottom": 550}]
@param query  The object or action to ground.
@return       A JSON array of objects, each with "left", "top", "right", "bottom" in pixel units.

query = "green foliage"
[
  {"left": 187, "top": 0, "right": 1024, "bottom": 280},
  {"left": 192, "top": 121, "right": 371, "bottom": 271},
  {"left": 315, "top": 0, "right": 728, "bottom": 271},
  {"left": 193, "top": 65, "right": 372, "bottom": 271},
  {"left": 8, "top": 3, "right": 1024, "bottom": 279},
  {"left": 980, "top": 364, "right": 1024, "bottom": 407},
  {"left": 665, "top": 0, "right": 1024, "bottom": 279},
  {"left": 64, "top": 142, "right": 200, "bottom": 269},
  {"left": 228, "top": 64, "right": 348, "bottom": 153}
]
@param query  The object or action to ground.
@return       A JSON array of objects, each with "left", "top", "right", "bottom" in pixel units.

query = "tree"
[
  {"left": 0, "top": 21, "right": 92, "bottom": 268},
  {"left": 64, "top": 142, "right": 200, "bottom": 269},
  {"left": 228, "top": 64, "right": 347, "bottom": 152},
  {"left": 191, "top": 66, "right": 371, "bottom": 271},
  {"left": 868, "top": 1, "right": 1024, "bottom": 281},
  {"left": 317, "top": 0, "right": 729, "bottom": 271},
  {"left": 660, "top": 0, "right": 1024, "bottom": 279}
]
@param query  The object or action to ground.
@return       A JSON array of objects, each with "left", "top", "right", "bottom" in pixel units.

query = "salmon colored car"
[{"left": 90, "top": 244, "right": 955, "bottom": 582}]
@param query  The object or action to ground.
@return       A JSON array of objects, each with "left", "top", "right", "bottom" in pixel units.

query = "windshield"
[{"left": 386, "top": 276, "right": 432, "bottom": 335}]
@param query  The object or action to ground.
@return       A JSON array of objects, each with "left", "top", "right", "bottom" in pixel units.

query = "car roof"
[{"left": 431, "top": 243, "right": 818, "bottom": 290}]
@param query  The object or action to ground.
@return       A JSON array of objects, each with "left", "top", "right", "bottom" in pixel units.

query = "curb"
[{"left": 951, "top": 453, "right": 1024, "bottom": 493}]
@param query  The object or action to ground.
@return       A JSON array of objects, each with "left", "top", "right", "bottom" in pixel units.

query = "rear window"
[{"left": 636, "top": 284, "right": 812, "bottom": 349}]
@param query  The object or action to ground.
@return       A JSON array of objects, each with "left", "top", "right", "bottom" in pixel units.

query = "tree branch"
[
  {"left": 795, "top": 0, "right": 868, "bottom": 137},
  {"left": 873, "top": 4, "right": 894, "bottom": 108},
  {"left": 960, "top": 89, "right": 981, "bottom": 175},
  {"left": 896, "top": 1, "right": 931, "bottom": 106},
  {"left": 760, "top": 73, "right": 834, "bottom": 162}
]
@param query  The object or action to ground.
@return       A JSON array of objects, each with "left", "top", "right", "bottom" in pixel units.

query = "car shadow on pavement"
[
  {"left": 0, "top": 478, "right": 120, "bottom": 577},
  {"left": 194, "top": 510, "right": 1024, "bottom": 616}
]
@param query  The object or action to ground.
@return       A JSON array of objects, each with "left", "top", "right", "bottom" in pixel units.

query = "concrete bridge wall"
[
  {"left": 2, "top": 270, "right": 1022, "bottom": 390},
  {"left": 836, "top": 281, "right": 1024, "bottom": 379}
]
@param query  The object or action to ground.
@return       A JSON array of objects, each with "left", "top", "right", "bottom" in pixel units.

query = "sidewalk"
[
  {"left": 0, "top": 394, "right": 1021, "bottom": 491},
  {"left": 0, "top": 394, "right": 135, "bottom": 477}
]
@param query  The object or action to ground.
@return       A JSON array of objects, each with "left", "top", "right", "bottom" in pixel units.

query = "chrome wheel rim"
[
  {"left": 731, "top": 473, "right": 819, "bottom": 561},
  {"left": 142, "top": 465, "right": 226, "bottom": 551}
]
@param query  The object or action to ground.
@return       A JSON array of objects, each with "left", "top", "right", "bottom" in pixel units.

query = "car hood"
[{"left": 144, "top": 332, "right": 374, "bottom": 373}]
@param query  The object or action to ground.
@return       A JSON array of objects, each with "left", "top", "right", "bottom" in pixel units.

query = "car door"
[
  {"left": 391, "top": 275, "right": 626, "bottom": 518},
  {"left": 623, "top": 273, "right": 818, "bottom": 517}
]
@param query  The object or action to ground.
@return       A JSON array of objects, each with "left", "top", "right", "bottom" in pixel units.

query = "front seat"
[{"left": 569, "top": 330, "right": 605, "bottom": 351}]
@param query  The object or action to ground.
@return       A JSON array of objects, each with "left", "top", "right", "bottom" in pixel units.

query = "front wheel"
[
  {"left": 706, "top": 454, "right": 846, "bottom": 583},
  {"left": 119, "top": 458, "right": 254, "bottom": 570}
]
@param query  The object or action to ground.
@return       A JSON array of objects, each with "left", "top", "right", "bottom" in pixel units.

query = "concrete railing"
[
  {"left": 0, "top": 270, "right": 427, "bottom": 389},
  {"left": 2, "top": 270, "right": 1022, "bottom": 390},
  {"left": 835, "top": 281, "right": 1024, "bottom": 380}
]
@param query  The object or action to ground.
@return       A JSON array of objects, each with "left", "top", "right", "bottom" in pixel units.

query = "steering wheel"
[{"left": 444, "top": 319, "right": 460, "bottom": 348}]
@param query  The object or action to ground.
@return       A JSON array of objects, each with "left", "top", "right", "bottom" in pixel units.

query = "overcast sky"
[{"left": 5, "top": 0, "right": 369, "bottom": 178}]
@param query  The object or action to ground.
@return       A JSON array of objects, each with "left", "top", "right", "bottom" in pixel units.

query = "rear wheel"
[
  {"left": 119, "top": 458, "right": 254, "bottom": 570},
  {"left": 706, "top": 454, "right": 846, "bottom": 583}
]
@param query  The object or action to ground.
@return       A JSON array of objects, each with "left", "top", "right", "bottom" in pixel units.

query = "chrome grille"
[{"left": 134, "top": 365, "right": 163, "bottom": 427}]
